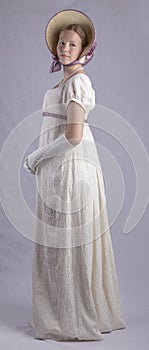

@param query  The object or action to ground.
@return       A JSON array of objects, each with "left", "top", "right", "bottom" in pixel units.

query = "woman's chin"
[{"left": 60, "top": 58, "right": 71, "bottom": 65}]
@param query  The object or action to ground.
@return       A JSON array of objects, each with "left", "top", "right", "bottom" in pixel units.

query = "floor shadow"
[{"left": 0, "top": 299, "right": 33, "bottom": 338}]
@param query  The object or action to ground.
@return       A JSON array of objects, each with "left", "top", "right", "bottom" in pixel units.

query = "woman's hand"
[
  {"left": 23, "top": 157, "right": 37, "bottom": 175},
  {"left": 23, "top": 147, "right": 42, "bottom": 174},
  {"left": 23, "top": 108, "right": 85, "bottom": 176}
]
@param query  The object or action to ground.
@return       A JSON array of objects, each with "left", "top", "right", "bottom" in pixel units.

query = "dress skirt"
[{"left": 30, "top": 118, "right": 126, "bottom": 341}]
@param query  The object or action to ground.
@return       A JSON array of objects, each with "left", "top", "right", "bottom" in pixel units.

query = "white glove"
[{"left": 23, "top": 132, "right": 77, "bottom": 174}]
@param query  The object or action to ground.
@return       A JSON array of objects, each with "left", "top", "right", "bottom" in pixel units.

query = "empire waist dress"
[{"left": 30, "top": 73, "right": 126, "bottom": 341}]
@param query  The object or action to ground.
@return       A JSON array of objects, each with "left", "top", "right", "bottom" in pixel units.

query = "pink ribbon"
[
  {"left": 49, "top": 55, "right": 62, "bottom": 73},
  {"left": 82, "top": 40, "right": 97, "bottom": 66}
]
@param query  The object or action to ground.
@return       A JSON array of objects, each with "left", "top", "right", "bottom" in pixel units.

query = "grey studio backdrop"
[{"left": 0, "top": 1, "right": 149, "bottom": 349}]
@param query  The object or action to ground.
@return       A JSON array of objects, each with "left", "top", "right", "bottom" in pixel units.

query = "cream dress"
[{"left": 30, "top": 73, "right": 126, "bottom": 341}]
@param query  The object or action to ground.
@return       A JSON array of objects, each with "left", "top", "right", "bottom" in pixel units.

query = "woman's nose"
[{"left": 63, "top": 43, "right": 69, "bottom": 51}]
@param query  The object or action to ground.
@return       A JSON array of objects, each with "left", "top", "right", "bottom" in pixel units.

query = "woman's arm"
[
  {"left": 65, "top": 101, "right": 85, "bottom": 145},
  {"left": 23, "top": 102, "right": 85, "bottom": 174}
]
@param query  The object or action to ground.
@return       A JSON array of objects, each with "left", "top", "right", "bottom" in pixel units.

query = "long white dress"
[{"left": 30, "top": 73, "right": 126, "bottom": 341}]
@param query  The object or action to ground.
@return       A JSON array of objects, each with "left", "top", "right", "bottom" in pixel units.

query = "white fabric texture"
[
  {"left": 31, "top": 73, "right": 126, "bottom": 341},
  {"left": 23, "top": 74, "right": 92, "bottom": 174},
  {"left": 61, "top": 73, "right": 95, "bottom": 113},
  {"left": 24, "top": 132, "right": 74, "bottom": 174}
]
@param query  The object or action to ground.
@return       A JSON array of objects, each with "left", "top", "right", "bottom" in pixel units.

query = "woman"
[{"left": 24, "top": 9, "right": 126, "bottom": 341}]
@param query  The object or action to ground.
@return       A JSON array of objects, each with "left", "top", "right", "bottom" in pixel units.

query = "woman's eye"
[{"left": 58, "top": 41, "right": 76, "bottom": 47}]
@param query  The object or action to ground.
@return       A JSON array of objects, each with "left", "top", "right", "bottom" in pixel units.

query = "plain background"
[{"left": 0, "top": 0, "right": 149, "bottom": 349}]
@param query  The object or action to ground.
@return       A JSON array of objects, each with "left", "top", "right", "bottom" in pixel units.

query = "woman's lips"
[{"left": 60, "top": 54, "right": 69, "bottom": 57}]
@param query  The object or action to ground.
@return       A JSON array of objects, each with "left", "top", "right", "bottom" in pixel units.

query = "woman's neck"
[{"left": 63, "top": 64, "right": 84, "bottom": 79}]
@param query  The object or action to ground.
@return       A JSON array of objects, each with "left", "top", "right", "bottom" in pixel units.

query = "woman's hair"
[{"left": 58, "top": 24, "right": 87, "bottom": 49}]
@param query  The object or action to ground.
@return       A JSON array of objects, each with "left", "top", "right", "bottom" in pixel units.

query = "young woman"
[{"left": 24, "top": 9, "right": 126, "bottom": 341}]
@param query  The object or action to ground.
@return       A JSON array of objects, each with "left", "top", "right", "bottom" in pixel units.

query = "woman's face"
[{"left": 56, "top": 30, "right": 83, "bottom": 64}]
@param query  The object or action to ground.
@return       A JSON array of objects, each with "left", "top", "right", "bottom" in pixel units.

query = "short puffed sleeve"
[{"left": 62, "top": 74, "right": 95, "bottom": 114}]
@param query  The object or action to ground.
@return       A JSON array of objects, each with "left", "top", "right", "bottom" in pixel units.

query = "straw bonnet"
[{"left": 45, "top": 9, "right": 96, "bottom": 59}]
